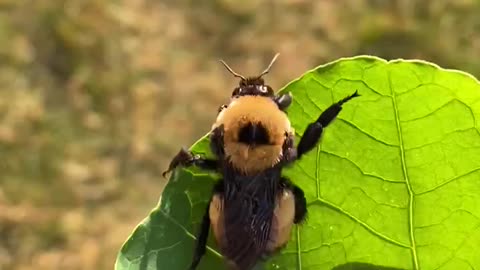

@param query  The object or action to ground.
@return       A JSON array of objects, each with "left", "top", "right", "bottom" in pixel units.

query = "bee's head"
[
  {"left": 220, "top": 53, "right": 279, "bottom": 98},
  {"left": 231, "top": 77, "right": 274, "bottom": 97}
]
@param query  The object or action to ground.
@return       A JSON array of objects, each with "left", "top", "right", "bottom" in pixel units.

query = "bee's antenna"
[
  {"left": 258, "top": 53, "right": 280, "bottom": 78},
  {"left": 219, "top": 59, "right": 246, "bottom": 80}
]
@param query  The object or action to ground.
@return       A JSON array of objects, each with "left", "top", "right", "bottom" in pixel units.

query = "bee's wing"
[
  {"left": 223, "top": 199, "right": 273, "bottom": 269},
  {"left": 223, "top": 177, "right": 277, "bottom": 269}
]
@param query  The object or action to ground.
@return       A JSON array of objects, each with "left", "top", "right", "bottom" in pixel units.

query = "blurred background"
[{"left": 1, "top": 0, "right": 480, "bottom": 269}]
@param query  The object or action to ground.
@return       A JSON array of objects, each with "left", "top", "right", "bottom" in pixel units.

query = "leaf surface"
[{"left": 116, "top": 56, "right": 480, "bottom": 270}]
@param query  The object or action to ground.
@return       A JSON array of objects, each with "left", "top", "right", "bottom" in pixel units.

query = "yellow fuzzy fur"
[{"left": 212, "top": 96, "right": 293, "bottom": 174}]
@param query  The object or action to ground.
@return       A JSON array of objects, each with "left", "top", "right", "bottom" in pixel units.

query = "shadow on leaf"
[{"left": 332, "top": 262, "right": 406, "bottom": 270}]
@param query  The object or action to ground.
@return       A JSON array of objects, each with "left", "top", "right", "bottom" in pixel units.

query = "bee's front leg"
[
  {"left": 296, "top": 90, "right": 359, "bottom": 159},
  {"left": 274, "top": 93, "right": 292, "bottom": 111},
  {"left": 162, "top": 147, "right": 218, "bottom": 177}
]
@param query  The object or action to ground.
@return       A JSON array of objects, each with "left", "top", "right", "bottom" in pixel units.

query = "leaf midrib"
[{"left": 388, "top": 67, "right": 419, "bottom": 270}]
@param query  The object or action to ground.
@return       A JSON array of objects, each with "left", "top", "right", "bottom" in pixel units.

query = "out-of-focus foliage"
[{"left": 1, "top": 0, "right": 480, "bottom": 269}]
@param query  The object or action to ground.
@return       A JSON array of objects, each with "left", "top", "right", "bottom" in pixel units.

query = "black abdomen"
[{"left": 211, "top": 166, "right": 286, "bottom": 270}]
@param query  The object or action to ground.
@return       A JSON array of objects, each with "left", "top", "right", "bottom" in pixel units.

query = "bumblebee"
[{"left": 163, "top": 54, "right": 359, "bottom": 270}]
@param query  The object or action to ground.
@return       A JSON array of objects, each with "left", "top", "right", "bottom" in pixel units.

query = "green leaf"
[{"left": 115, "top": 56, "right": 480, "bottom": 270}]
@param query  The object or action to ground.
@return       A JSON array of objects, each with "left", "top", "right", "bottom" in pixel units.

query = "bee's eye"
[{"left": 258, "top": 85, "right": 273, "bottom": 95}]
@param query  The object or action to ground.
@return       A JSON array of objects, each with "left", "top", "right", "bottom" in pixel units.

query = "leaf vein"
[
  {"left": 400, "top": 98, "right": 459, "bottom": 123},
  {"left": 296, "top": 226, "right": 302, "bottom": 270},
  {"left": 404, "top": 127, "right": 476, "bottom": 151},
  {"left": 321, "top": 150, "right": 405, "bottom": 183},
  {"left": 309, "top": 199, "right": 410, "bottom": 249},
  {"left": 389, "top": 67, "right": 419, "bottom": 269},
  {"left": 158, "top": 210, "right": 222, "bottom": 258},
  {"left": 299, "top": 96, "right": 398, "bottom": 147},
  {"left": 338, "top": 118, "right": 398, "bottom": 147},
  {"left": 311, "top": 76, "right": 390, "bottom": 98},
  {"left": 416, "top": 166, "right": 480, "bottom": 195}
]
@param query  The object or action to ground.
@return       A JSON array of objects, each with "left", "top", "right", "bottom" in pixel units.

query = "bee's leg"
[
  {"left": 209, "top": 125, "right": 225, "bottom": 159},
  {"left": 189, "top": 203, "right": 211, "bottom": 270},
  {"left": 296, "top": 91, "right": 359, "bottom": 159},
  {"left": 217, "top": 104, "right": 228, "bottom": 113},
  {"left": 281, "top": 177, "right": 307, "bottom": 224},
  {"left": 162, "top": 147, "right": 218, "bottom": 177},
  {"left": 282, "top": 132, "right": 296, "bottom": 163},
  {"left": 190, "top": 180, "right": 224, "bottom": 270},
  {"left": 274, "top": 93, "right": 292, "bottom": 111}
]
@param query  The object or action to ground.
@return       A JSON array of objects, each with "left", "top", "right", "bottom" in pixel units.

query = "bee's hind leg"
[
  {"left": 189, "top": 203, "right": 211, "bottom": 270},
  {"left": 281, "top": 177, "right": 307, "bottom": 224},
  {"left": 190, "top": 180, "right": 224, "bottom": 270}
]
